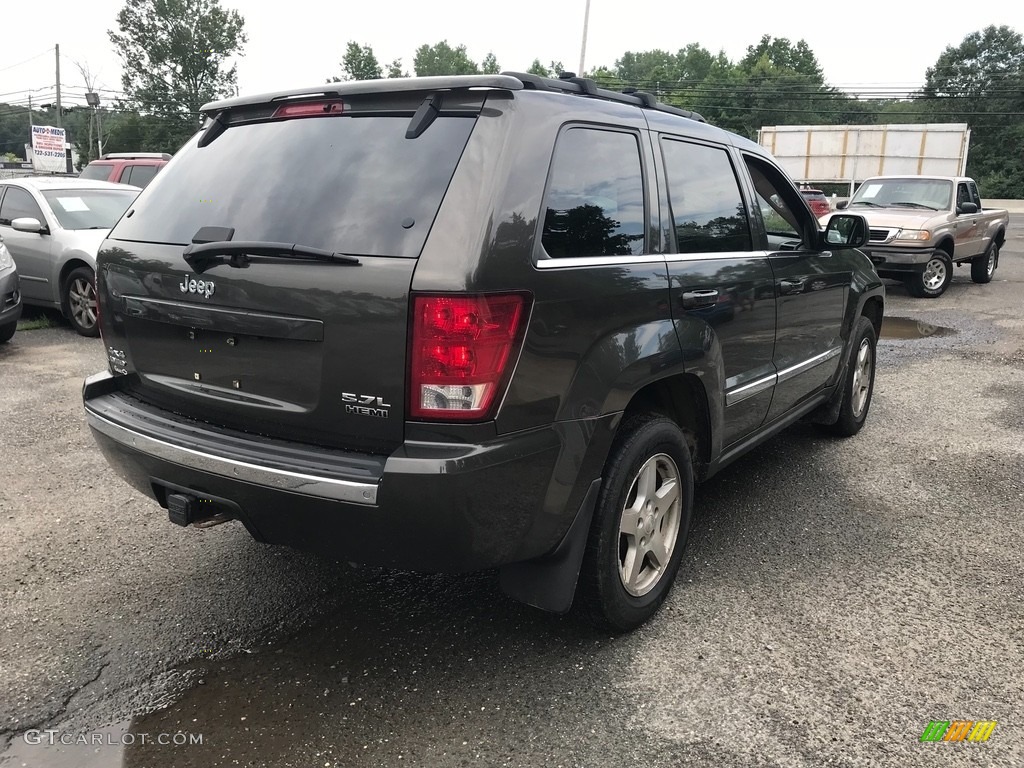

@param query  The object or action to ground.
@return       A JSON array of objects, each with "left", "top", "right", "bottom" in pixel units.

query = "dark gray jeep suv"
[{"left": 83, "top": 73, "right": 882, "bottom": 631}]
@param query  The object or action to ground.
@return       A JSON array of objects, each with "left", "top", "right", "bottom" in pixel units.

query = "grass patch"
[{"left": 17, "top": 315, "right": 60, "bottom": 331}]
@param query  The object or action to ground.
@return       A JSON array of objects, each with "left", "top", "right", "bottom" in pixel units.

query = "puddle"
[{"left": 879, "top": 317, "right": 956, "bottom": 340}]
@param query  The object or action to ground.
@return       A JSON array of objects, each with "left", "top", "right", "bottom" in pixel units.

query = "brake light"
[
  {"left": 409, "top": 293, "right": 530, "bottom": 421},
  {"left": 271, "top": 100, "right": 345, "bottom": 119}
]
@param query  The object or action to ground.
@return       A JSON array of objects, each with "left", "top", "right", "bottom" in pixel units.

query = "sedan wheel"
[{"left": 64, "top": 267, "right": 100, "bottom": 337}]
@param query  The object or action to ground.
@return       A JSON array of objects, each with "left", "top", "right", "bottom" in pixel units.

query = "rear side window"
[
  {"left": 123, "top": 165, "right": 159, "bottom": 188},
  {"left": 541, "top": 127, "right": 645, "bottom": 258},
  {"left": 661, "top": 139, "right": 751, "bottom": 253},
  {"left": 109, "top": 115, "right": 477, "bottom": 258},
  {"left": 79, "top": 164, "right": 112, "bottom": 181}
]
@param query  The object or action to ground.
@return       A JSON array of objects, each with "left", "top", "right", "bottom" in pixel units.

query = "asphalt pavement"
[{"left": 1, "top": 218, "right": 1022, "bottom": 767}]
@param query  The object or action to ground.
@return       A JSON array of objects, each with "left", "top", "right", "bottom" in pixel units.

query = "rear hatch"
[{"left": 96, "top": 86, "right": 486, "bottom": 453}]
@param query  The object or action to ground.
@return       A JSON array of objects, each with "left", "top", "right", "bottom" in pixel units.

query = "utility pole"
[
  {"left": 55, "top": 44, "right": 62, "bottom": 129},
  {"left": 86, "top": 92, "right": 103, "bottom": 158},
  {"left": 28, "top": 94, "right": 34, "bottom": 128},
  {"left": 578, "top": 0, "right": 591, "bottom": 77}
]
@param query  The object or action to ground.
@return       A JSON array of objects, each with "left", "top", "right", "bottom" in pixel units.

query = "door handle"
[{"left": 681, "top": 289, "right": 719, "bottom": 309}]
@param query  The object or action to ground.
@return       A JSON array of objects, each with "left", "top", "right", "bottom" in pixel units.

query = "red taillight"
[
  {"left": 271, "top": 100, "right": 345, "bottom": 119},
  {"left": 409, "top": 293, "right": 530, "bottom": 421}
]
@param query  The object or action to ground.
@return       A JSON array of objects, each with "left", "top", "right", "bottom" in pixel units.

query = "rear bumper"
[
  {"left": 83, "top": 372, "right": 608, "bottom": 572},
  {"left": 0, "top": 267, "right": 21, "bottom": 326}
]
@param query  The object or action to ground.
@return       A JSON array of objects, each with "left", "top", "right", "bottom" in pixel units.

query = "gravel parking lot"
[{"left": 1, "top": 217, "right": 1022, "bottom": 767}]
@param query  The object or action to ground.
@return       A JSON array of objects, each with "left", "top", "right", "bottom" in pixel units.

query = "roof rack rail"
[{"left": 500, "top": 71, "right": 706, "bottom": 124}]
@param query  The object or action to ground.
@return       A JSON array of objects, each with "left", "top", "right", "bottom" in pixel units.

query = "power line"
[{"left": 0, "top": 48, "right": 55, "bottom": 73}]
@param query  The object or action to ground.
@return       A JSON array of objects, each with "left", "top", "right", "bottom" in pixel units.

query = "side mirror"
[
  {"left": 12, "top": 217, "right": 46, "bottom": 234},
  {"left": 821, "top": 214, "right": 868, "bottom": 249},
  {"left": 957, "top": 202, "right": 978, "bottom": 214},
  {"left": 836, "top": 200, "right": 849, "bottom": 210}
]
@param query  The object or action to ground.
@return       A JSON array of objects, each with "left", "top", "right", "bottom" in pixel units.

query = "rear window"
[
  {"left": 79, "top": 163, "right": 113, "bottom": 181},
  {"left": 109, "top": 115, "right": 477, "bottom": 258},
  {"left": 41, "top": 189, "right": 139, "bottom": 230},
  {"left": 801, "top": 189, "right": 826, "bottom": 199}
]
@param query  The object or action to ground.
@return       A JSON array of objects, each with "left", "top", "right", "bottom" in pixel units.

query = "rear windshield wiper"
[{"left": 183, "top": 241, "right": 361, "bottom": 273}]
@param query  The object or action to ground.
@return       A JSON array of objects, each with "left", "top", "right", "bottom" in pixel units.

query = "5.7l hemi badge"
[
  {"left": 179, "top": 275, "right": 216, "bottom": 298},
  {"left": 342, "top": 393, "right": 391, "bottom": 418}
]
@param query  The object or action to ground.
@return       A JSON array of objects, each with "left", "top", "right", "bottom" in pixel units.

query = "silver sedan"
[{"left": 0, "top": 177, "right": 139, "bottom": 336}]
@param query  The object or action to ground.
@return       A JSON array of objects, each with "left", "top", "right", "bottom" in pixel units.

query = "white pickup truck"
[{"left": 827, "top": 175, "right": 1009, "bottom": 298}]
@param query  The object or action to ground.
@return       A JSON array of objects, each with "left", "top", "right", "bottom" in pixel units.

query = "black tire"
[
  {"left": 821, "top": 315, "right": 876, "bottom": 437},
  {"left": 906, "top": 250, "right": 952, "bottom": 298},
  {"left": 0, "top": 320, "right": 15, "bottom": 343},
  {"left": 970, "top": 240, "right": 999, "bottom": 284},
  {"left": 63, "top": 266, "right": 100, "bottom": 337},
  {"left": 580, "top": 415, "right": 694, "bottom": 633}
]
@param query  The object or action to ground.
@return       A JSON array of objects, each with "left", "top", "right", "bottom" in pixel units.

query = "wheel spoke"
[
  {"left": 647, "top": 532, "right": 670, "bottom": 569},
  {"left": 655, "top": 477, "right": 679, "bottom": 512},
  {"left": 634, "top": 461, "right": 657, "bottom": 510},
  {"left": 621, "top": 542, "right": 645, "bottom": 591},
  {"left": 620, "top": 509, "right": 641, "bottom": 536}
]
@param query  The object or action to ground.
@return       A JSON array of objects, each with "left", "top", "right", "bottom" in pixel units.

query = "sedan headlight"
[
  {"left": 896, "top": 229, "right": 931, "bottom": 242},
  {"left": 0, "top": 241, "right": 12, "bottom": 269}
]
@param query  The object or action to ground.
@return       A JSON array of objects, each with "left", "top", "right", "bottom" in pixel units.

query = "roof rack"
[
  {"left": 499, "top": 71, "right": 706, "bottom": 124},
  {"left": 100, "top": 152, "right": 172, "bottom": 161}
]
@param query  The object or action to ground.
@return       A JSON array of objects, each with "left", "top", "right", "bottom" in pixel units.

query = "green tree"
[
  {"left": 413, "top": 41, "right": 479, "bottom": 76},
  {"left": 526, "top": 58, "right": 549, "bottom": 76},
  {"left": 924, "top": 25, "right": 1024, "bottom": 196},
  {"left": 331, "top": 41, "right": 382, "bottom": 82},
  {"left": 108, "top": 0, "right": 247, "bottom": 152},
  {"left": 386, "top": 59, "right": 408, "bottom": 78},
  {"left": 739, "top": 35, "right": 824, "bottom": 80},
  {"left": 481, "top": 52, "right": 500, "bottom": 75}
]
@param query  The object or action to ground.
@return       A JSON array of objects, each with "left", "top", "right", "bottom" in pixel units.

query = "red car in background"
[
  {"left": 79, "top": 153, "right": 170, "bottom": 189},
  {"left": 801, "top": 187, "right": 832, "bottom": 218}
]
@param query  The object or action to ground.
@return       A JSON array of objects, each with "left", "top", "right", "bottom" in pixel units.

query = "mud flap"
[{"left": 499, "top": 479, "right": 601, "bottom": 614}]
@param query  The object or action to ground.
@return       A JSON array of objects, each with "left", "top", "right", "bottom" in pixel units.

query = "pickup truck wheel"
[
  {"left": 907, "top": 252, "right": 952, "bottom": 298},
  {"left": 580, "top": 415, "right": 694, "bottom": 632},
  {"left": 64, "top": 266, "right": 100, "bottom": 337},
  {"left": 821, "top": 316, "right": 876, "bottom": 437},
  {"left": 970, "top": 241, "right": 999, "bottom": 284}
]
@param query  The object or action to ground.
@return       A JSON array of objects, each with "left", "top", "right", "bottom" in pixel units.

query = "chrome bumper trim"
[{"left": 85, "top": 408, "right": 379, "bottom": 506}]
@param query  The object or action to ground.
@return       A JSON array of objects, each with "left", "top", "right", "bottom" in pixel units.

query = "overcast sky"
[{"left": 2, "top": 0, "right": 1022, "bottom": 110}]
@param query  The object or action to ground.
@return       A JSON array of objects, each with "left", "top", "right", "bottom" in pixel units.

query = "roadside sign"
[{"left": 30, "top": 125, "right": 68, "bottom": 173}]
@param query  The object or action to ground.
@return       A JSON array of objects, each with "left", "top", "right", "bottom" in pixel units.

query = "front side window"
[
  {"left": 0, "top": 187, "right": 45, "bottom": 226},
  {"left": 541, "top": 128, "right": 645, "bottom": 258},
  {"left": 661, "top": 138, "right": 751, "bottom": 253},
  {"left": 745, "top": 157, "right": 804, "bottom": 242}
]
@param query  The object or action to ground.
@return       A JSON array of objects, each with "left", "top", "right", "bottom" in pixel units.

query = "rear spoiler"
[{"left": 199, "top": 75, "right": 525, "bottom": 117}]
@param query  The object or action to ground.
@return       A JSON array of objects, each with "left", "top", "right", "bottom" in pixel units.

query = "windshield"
[
  {"left": 849, "top": 179, "right": 952, "bottom": 210},
  {"left": 42, "top": 189, "right": 139, "bottom": 230},
  {"left": 108, "top": 114, "right": 477, "bottom": 258}
]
